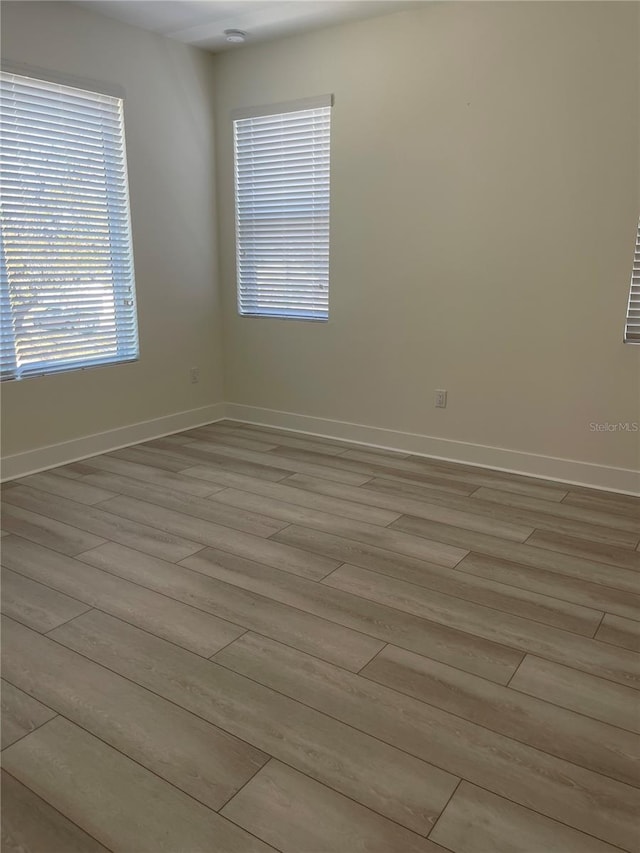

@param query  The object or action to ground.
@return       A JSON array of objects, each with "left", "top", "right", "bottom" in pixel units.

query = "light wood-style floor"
[{"left": 1, "top": 419, "right": 639, "bottom": 853}]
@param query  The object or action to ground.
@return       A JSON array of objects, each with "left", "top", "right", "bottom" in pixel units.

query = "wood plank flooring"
[{"left": 1, "top": 419, "right": 639, "bottom": 853}]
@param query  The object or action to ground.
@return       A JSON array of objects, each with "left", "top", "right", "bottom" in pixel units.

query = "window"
[
  {"left": 233, "top": 95, "right": 332, "bottom": 320},
  {"left": 624, "top": 218, "right": 640, "bottom": 343},
  {"left": 0, "top": 69, "right": 139, "bottom": 380}
]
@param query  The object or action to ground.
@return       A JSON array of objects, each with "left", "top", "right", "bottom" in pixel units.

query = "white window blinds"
[
  {"left": 233, "top": 96, "right": 332, "bottom": 320},
  {"left": 0, "top": 70, "right": 139, "bottom": 380},
  {"left": 624, "top": 218, "right": 640, "bottom": 344}
]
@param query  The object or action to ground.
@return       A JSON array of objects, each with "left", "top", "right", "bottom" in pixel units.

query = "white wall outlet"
[
  {"left": 435, "top": 389, "right": 447, "bottom": 408},
  {"left": 190, "top": 366, "right": 200, "bottom": 384}
]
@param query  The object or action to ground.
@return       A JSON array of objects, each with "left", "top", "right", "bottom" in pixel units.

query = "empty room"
[{"left": 0, "top": 0, "right": 639, "bottom": 851}]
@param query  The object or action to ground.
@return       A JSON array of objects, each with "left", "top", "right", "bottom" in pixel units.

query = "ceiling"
[{"left": 74, "top": 0, "right": 419, "bottom": 52}]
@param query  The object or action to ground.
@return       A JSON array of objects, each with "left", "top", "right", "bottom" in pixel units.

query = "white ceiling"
[{"left": 74, "top": 0, "right": 419, "bottom": 52}]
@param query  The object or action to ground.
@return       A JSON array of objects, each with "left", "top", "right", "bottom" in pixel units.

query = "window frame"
[
  {"left": 0, "top": 63, "right": 140, "bottom": 381},
  {"left": 232, "top": 95, "right": 333, "bottom": 323},
  {"left": 623, "top": 217, "right": 640, "bottom": 344}
]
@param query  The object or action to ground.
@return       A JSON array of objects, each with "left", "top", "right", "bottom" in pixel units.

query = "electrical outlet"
[
  {"left": 435, "top": 389, "right": 447, "bottom": 408},
  {"left": 190, "top": 367, "right": 200, "bottom": 384}
]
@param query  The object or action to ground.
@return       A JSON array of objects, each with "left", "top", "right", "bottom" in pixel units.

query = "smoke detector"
[{"left": 224, "top": 29, "right": 247, "bottom": 44}]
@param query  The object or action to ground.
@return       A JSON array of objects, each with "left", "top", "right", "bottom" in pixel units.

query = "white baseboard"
[
  {"left": 226, "top": 403, "right": 640, "bottom": 496},
  {"left": 0, "top": 403, "right": 226, "bottom": 482},
  {"left": 2, "top": 400, "right": 638, "bottom": 494}
]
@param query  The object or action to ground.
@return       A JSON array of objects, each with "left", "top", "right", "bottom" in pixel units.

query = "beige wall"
[
  {"left": 214, "top": 1, "right": 640, "bottom": 470},
  {"left": 1, "top": 1, "right": 223, "bottom": 455},
  {"left": 2, "top": 1, "right": 638, "bottom": 477}
]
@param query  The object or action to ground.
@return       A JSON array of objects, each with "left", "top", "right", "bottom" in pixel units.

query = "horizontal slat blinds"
[
  {"left": 0, "top": 71, "right": 139, "bottom": 380},
  {"left": 624, "top": 219, "right": 640, "bottom": 344},
  {"left": 233, "top": 101, "right": 331, "bottom": 320}
]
